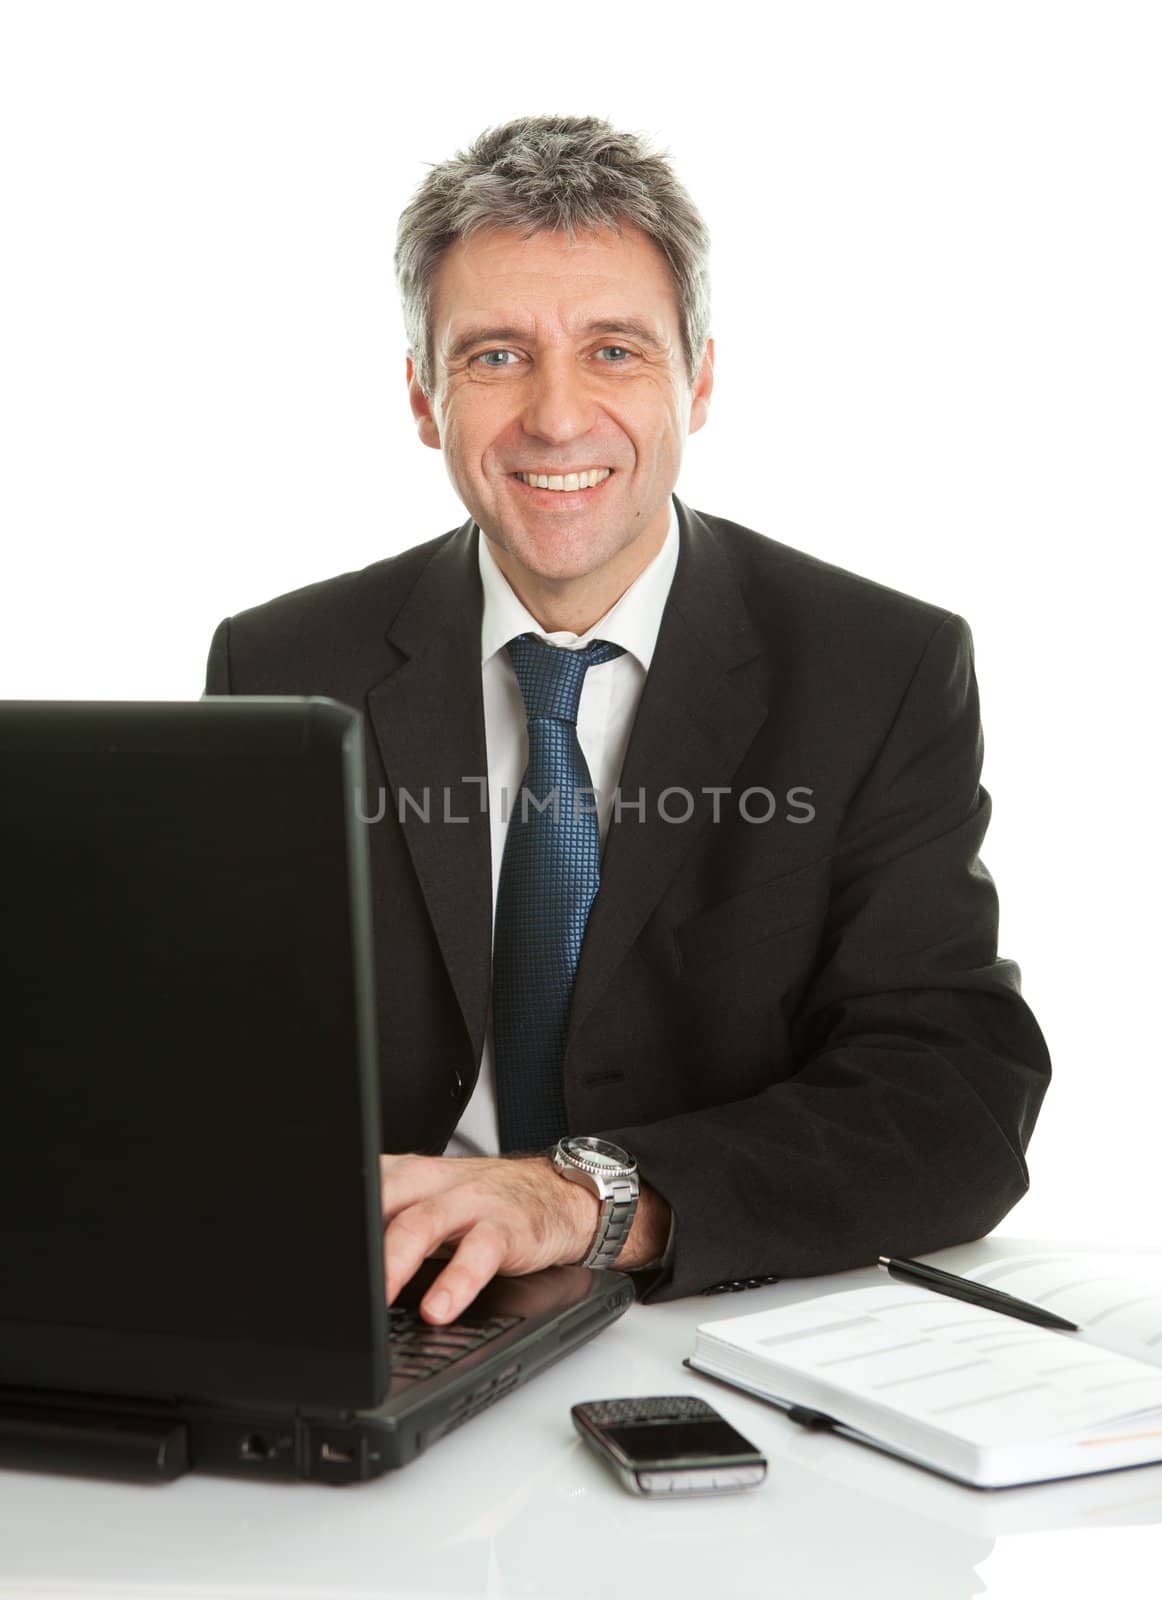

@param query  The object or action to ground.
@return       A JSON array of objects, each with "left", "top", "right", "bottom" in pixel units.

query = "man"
[{"left": 204, "top": 114, "right": 1051, "bottom": 1327}]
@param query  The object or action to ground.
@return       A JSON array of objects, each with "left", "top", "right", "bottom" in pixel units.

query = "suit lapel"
[
  {"left": 365, "top": 517, "right": 493, "bottom": 1067},
  {"left": 566, "top": 497, "right": 770, "bottom": 1041}
]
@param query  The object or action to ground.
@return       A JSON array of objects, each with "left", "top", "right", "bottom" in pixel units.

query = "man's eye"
[{"left": 473, "top": 345, "right": 633, "bottom": 368}]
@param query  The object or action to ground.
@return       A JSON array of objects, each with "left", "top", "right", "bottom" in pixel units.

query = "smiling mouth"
[{"left": 512, "top": 467, "right": 613, "bottom": 493}]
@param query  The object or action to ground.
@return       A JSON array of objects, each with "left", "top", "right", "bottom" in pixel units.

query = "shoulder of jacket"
[
  {"left": 695, "top": 508, "right": 955, "bottom": 622},
  {"left": 692, "top": 506, "right": 962, "bottom": 643},
  {"left": 221, "top": 525, "right": 459, "bottom": 642}
]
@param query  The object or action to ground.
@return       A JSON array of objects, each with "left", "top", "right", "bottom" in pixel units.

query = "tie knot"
[{"left": 505, "top": 633, "right": 626, "bottom": 723}]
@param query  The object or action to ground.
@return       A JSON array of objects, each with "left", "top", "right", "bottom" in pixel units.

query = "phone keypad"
[{"left": 578, "top": 1396, "right": 716, "bottom": 1425}]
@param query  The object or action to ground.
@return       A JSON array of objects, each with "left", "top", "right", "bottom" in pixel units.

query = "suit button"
[{"left": 450, "top": 1069, "right": 464, "bottom": 1100}]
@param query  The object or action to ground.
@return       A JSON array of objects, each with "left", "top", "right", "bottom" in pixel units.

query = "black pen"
[{"left": 877, "top": 1256, "right": 1080, "bottom": 1332}]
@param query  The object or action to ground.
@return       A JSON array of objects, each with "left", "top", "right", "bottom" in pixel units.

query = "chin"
[
  {"left": 500, "top": 529, "right": 624, "bottom": 585},
  {"left": 521, "top": 548, "right": 621, "bottom": 587}
]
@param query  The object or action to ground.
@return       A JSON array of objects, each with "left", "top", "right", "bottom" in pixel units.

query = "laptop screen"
[{"left": 0, "top": 698, "right": 389, "bottom": 1411}]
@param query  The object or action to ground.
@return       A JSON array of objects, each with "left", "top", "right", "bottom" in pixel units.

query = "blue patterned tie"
[{"left": 493, "top": 633, "right": 626, "bottom": 1152}]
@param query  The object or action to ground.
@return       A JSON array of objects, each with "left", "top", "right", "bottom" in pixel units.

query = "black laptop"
[{"left": 0, "top": 697, "right": 633, "bottom": 1485}]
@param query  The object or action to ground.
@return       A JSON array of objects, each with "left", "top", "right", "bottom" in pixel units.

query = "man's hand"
[{"left": 379, "top": 1153, "right": 671, "bottom": 1324}]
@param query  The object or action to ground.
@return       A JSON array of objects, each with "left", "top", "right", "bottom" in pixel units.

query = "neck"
[{"left": 489, "top": 515, "right": 670, "bottom": 635}]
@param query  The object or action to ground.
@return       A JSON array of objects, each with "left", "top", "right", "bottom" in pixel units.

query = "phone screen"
[{"left": 602, "top": 1419, "right": 756, "bottom": 1463}]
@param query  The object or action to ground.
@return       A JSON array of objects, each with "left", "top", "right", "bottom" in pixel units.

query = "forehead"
[{"left": 430, "top": 222, "right": 681, "bottom": 347}]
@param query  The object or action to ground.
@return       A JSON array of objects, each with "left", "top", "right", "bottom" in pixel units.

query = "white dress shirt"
[{"left": 444, "top": 498, "right": 680, "bottom": 1163}]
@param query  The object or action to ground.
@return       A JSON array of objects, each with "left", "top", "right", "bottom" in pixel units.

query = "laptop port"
[
  {"left": 320, "top": 1441, "right": 354, "bottom": 1465},
  {"left": 239, "top": 1434, "right": 273, "bottom": 1462}
]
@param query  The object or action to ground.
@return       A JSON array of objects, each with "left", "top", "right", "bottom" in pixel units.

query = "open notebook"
[{"left": 686, "top": 1251, "right": 1162, "bottom": 1490}]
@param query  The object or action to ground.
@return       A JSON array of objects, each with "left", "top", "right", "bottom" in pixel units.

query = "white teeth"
[{"left": 516, "top": 468, "right": 612, "bottom": 491}]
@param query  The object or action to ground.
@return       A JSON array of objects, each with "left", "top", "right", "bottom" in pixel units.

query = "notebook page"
[
  {"left": 955, "top": 1253, "right": 1162, "bottom": 1369},
  {"left": 699, "top": 1286, "right": 1162, "bottom": 1449}
]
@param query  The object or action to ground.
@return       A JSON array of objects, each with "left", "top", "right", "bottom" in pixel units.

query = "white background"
[{"left": 1, "top": 0, "right": 1158, "bottom": 1269}]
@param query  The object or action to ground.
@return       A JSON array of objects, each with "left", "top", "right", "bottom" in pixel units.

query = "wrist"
[
  {"left": 612, "top": 1180, "right": 671, "bottom": 1270},
  {"left": 559, "top": 1161, "right": 602, "bottom": 1260}
]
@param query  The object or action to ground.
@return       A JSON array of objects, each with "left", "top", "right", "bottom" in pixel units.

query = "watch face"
[{"left": 566, "top": 1137, "right": 630, "bottom": 1169}]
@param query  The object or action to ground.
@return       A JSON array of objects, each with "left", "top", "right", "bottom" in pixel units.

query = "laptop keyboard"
[{"left": 387, "top": 1305, "right": 524, "bottom": 1383}]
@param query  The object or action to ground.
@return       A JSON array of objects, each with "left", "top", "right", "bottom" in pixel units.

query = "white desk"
[{"left": 3, "top": 1237, "right": 1162, "bottom": 1600}]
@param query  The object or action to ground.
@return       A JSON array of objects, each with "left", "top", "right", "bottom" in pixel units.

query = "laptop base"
[{"left": 0, "top": 1263, "right": 633, "bottom": 1485}]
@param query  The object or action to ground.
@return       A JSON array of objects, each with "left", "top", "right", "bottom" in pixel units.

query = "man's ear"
[
  {"left": 688, "top": 336, "right": 714, "bottom": 436},
  {"left": 406, "top": 353, "right": 442, "bottom": 450}
]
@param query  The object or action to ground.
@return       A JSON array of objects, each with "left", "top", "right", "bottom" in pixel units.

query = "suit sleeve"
[
  {"left": 603, "top": 612, "right": 1052, "bottom": 1304},
  {"left": 204, "top": 617, "right": 233, "bottom": 695}
]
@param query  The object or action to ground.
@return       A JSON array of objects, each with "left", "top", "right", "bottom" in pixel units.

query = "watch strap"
[{"left": 580, "top": 1173, "right": 639, "bottom": 1268}]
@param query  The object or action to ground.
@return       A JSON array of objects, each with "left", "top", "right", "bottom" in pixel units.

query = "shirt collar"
[{"left": 477, "top": 497, "right": 679, "bottom": 671}]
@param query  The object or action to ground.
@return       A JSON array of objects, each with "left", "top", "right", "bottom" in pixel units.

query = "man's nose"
[{"left": 519, "top": 354, "right": 596, "bottom": 442}]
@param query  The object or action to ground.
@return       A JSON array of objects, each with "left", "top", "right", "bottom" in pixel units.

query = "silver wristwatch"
[{"left": 549, "top": 1136, "right": 640, "bottom": 1269}]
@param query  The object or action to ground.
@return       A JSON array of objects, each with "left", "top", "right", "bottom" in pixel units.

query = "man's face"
[{"left": 407, "top": 222, "right": 713, "bottom": 586}]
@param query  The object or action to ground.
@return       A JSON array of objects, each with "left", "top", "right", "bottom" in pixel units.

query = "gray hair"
[{"left": 393, "top": 114, "right": 711, "bottom": 399}]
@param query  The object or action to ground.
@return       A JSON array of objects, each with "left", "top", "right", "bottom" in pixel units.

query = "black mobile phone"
[{"left": 571, "top": 1395, "right": 767, "bottom": 1497}]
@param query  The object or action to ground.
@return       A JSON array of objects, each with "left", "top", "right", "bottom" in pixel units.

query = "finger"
[
  {"left": 383, "top": 1205, "right": 449, "bottom": 1305},
  {"left": 383, "top": 1183, "right": 484, "bottom": 1304},
  {"left": 418, "top": 1220, "right": 507, "bottom": 1324}
]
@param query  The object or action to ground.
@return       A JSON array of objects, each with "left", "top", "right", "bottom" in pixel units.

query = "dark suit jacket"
[{"left": 204, "top": 494, "right": 1051, "bottom": 1303}]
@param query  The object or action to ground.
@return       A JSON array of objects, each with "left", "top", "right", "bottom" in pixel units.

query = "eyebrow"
[{"left": 444, "top": 317, "right": 668, "bottom": 365}]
